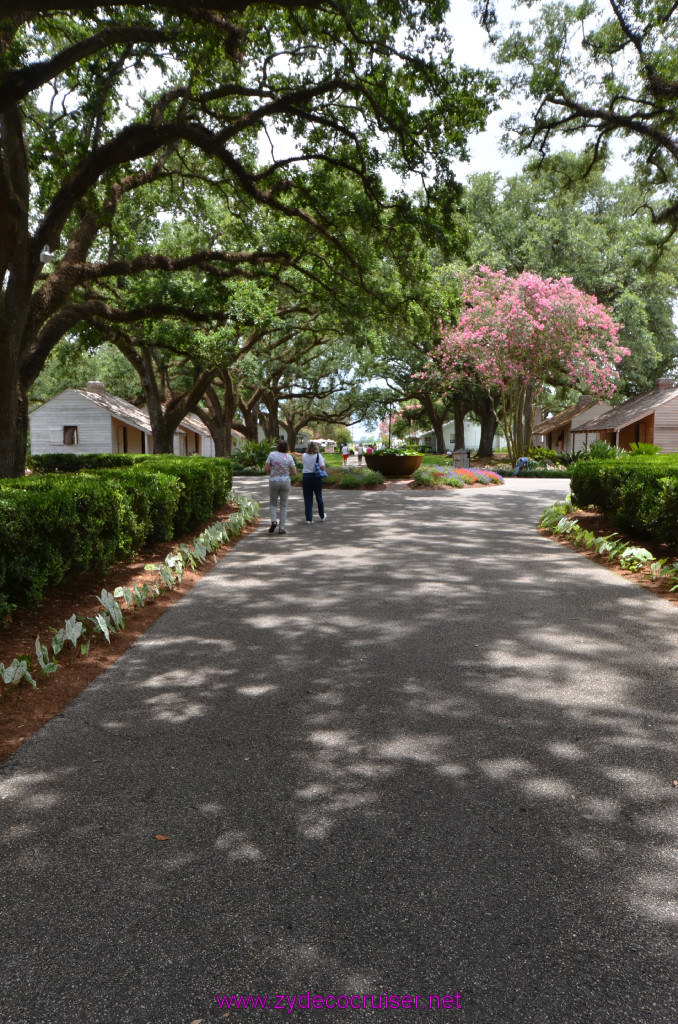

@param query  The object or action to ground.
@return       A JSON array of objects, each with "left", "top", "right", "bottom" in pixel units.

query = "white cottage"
[
  {"left": 414, "top": 418, "right": 502, "bottom": 453},
  {"left": 532, "top": 396, "right": 612, "bottom": 453},
  {"left": 30, "top": 382, "right": 216, "bottom": 456}
]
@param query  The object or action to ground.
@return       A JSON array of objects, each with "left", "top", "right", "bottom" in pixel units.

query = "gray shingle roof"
[
  {"left": 572, "top": 388, "right": 678, "bottom": 432},
  {"left": 73, "top": 388, "right": 153, "bottom": 433},
  {"left": 533, "top": 397, "right": 600, "bottom": 435}
]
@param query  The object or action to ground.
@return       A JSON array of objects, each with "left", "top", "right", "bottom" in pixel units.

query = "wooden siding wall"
[
  {"left": 653, "top": 399, "right": 678, "bottom": 452},
  {"left": 30, "top": 391, "right": 114, "bottom": 454},
  {"left": 112, "top": 419, "right": 146, "bottom": 454},
  {"left": 618, "top": 414, "right": 654, "bottom": 451},
  {"left": 184, "top": 430, "right": 200, "bottom": 455}
]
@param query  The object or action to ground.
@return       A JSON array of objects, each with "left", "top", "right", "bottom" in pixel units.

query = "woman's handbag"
[{"left": 314, "top": 453, "right": 328, "bottom": 478}]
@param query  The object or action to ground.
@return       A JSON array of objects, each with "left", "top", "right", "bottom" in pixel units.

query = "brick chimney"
[
  {"left": 656, "top": 378, "right": 675, "bottom": 391},
  {"left": 86, "top": 380, "right": 106, "bottom": 394}
]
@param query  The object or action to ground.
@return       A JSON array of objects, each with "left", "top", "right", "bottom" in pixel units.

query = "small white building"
[
  {"left": 30, "top": 382, "right": 216, "bottom": 456},
  {"left": 532, "top": 397, "right": 612, "bottom": 453},
  {"left": 414, "top": 417, "right": 503, "bottom": 453}
]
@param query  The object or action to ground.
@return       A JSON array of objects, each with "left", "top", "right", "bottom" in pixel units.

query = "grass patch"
[{"left": 292, "top": 467, "right": 384, "bottom": 488}]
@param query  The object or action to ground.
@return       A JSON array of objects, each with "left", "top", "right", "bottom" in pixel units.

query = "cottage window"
[{"left": 63, "top": 425, "right": 78, "bottom": 445}]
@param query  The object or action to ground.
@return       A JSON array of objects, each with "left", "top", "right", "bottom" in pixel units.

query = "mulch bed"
[
  {"left": 539, "top": 507, "right": 678, "bottom": 610},
  {"left": 0, "top": 504, "right": 258, "bottom": 766}
]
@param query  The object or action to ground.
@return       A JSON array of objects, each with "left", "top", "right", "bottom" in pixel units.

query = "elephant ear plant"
[
  {"left": 539, "top": 499, "right": 678, "bottom": 588},
  {"left": 0, "top": 493, "right": 259, "bottom": 700}
]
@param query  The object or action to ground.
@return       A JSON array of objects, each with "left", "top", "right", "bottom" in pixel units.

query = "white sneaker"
[
  {"left": 320, "top": 514, "right": 327, "bottom": 521},
  {"left": 306, "top": 520, "right": 312, "bottom": 524}
]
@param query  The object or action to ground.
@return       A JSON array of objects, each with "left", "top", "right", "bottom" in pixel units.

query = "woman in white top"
[
  {"left": 264, "top": 441, "right": 297, "bottom": 534},
  {"left": 301, "top": 441, "right": 327, "bottom": 524}
]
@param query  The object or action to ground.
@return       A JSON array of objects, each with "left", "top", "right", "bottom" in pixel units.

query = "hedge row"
[
  {"left": 495, "top": 468, "right": 572, "bottom": 478},
  {"left": 570, "top": 455, "right": 678, "bottom": 547},
  {"left": 28, "top": 453, "right": 149, "bottom": 472},
  {"left": 0, "top": 456, "right": 233, "bottom": 622}
]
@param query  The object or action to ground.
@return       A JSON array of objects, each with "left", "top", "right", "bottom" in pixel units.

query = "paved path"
[{"left": 2, "top": 478, "right": 678, "bottom": 1023}]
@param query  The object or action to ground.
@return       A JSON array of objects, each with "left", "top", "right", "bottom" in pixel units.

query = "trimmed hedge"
[
  {"left": 570, "top": 455, "right": 678, "bottom": 547},
  {"left": 29, "top": 452, "right": 149, "bottom": 472},
  {"left": 0, "top": 456, "right": 233, "bottom": 622},
  {"left": 140, "top": 456, "right": 232, "bottom": 532},
  {"left": 495, "top": 468, "right": 572, "bottom": 478}
]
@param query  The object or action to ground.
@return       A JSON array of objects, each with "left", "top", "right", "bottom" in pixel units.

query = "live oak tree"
[
  {"left": 496, "top": 0, "right": 678, "bottom": 229},
  {"left": 0, "top": 1, "right": 497, "bottom": 476},
  {"left": 29, "top": 338, "right": 142, "bottom": 406}
]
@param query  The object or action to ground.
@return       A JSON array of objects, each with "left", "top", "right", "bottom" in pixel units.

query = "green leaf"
[
  {"left": 35, "top": 637, "right": 58, "bottom": 674},
  {"left": 93, "top": 613, "right": 112, "bottom": 644},
  {"left": 97, "top": 591, "right": 124, "bottom": 630}
]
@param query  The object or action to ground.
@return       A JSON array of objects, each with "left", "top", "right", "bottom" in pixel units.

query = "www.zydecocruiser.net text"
[{"left": 215, "top": 991, "right": 463, "bottom": 1012}]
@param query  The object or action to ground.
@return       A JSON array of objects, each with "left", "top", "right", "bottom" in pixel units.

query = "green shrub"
[
  {"left": 0, "top": 457, "right": 232, "bottom": 622},
  {"left": 136, "top": 457, "right": 232, "bottom": 532},
  {"left": 291, "top": 467, "right": 384, "bottom": 488},
  {"left": 91, "top": 469, "right": 182, "bottom": 543},
  {"left": 230, "top": 439, "right": 275, "bottom": 470},
  {"left": 0, "top": 474, "right": 137, "bottom": 622},
  {"left": 570, "top": 454, "right": 678, "bottom": 546},
  {"left": 30, "top": 453, "right": 233, "bottom": 532},
  {"left": 29, "top": 452, "right": 149, "bottom": 473},
  {"left": 628, "top": 442, "right": 663, "bottom": 457},
  {"left": 335, "top": 468, "right": 384, "bottom": 488},
  {"left": 494, "top": 467, "right": 571, "bottom": 478}
]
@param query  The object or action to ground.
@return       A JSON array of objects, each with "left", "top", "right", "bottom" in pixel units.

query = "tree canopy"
[
  {"left": 0, "top": 1, "right": 498, "bottom": 476},
  {"left": 496, "top": 0, "right": 678, "bottom": 229}
]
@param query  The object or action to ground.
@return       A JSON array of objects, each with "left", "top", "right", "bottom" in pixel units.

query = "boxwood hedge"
[
  {"left": 0, "top": 456, "right": 233, "bottom": 622},
  {"left": 570, "top": 455, "right": 678, "bottom": 547}
]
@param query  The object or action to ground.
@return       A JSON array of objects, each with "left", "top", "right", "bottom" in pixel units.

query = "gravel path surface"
[{"left": 2, "top": 477, "right": 678, "bottom": 1023}]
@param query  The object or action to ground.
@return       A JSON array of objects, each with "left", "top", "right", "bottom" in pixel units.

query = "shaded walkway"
[{"left": 1, "top": 478, "right": 677, "bottom": 1022}]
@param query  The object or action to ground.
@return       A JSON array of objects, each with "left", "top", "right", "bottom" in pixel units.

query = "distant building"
[
  {"left": 29, "top": 382, "right": 217, "bottom": 456},
  {"left": 571, "top": 379, "right": 678, "bottom": 451},
  {"left": 532, "top": 397, "right": 612, "bottom": 453},
  {"left": 414, "top": 418, "right": 503, "bottom": 453}
]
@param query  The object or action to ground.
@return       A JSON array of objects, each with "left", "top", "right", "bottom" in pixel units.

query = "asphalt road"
[{"left": 2, "top": 477, "right": 678, "bottom": 1023}]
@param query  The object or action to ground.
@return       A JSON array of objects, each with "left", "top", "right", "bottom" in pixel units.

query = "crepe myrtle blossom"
[{"left": 420, "top": 267, "right": 628, "bottom": 461}]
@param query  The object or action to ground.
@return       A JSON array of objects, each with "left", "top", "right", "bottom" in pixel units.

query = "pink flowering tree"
[{"left": 425, "top": 267, "right": 629, "bottom": 462}]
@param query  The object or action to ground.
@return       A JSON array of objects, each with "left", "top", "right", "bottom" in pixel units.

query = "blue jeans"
[{"left": 302, "top": 473, "right": 325, "bottom": 521}]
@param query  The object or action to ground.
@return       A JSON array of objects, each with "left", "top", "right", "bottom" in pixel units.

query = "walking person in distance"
[
  {"left": 301, "top": 441, "right": 327, "bottom": 524},
  {"left": 265, "top": 440, "right": 296, "bottom": 534}
]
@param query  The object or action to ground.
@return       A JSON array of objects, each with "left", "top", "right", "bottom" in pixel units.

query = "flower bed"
[{"left": 412, "top": 465, "right": 504, "bottom": 488}]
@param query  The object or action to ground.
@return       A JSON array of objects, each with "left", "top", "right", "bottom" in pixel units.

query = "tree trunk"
[
  {"left": 0, "top": 355, "right": 28, "bottom": 477},
  {"left": 198, "top": 378, "right": 236, "bottom": 456},
  {"left": 477, "top": 394, "right": 497, "bottom": 458},
  {"left": 453, "top": 398, "right": 466, "bottom": 451},
  {"left": 211, "top": 423, "right": 232, "bottom": 457},
  {"left": 418, "top": 393, "right": 447, "bottom": 454},
  {"left": 241, "top": 405, "right": 259, "bottom": 442},
  {"left": 521, "top": 383, "right": 534, "bottom": 453},
  {"left": 262, "top": 390, "right": 281, "bottom": 440},
  {"left": 285, "top": 424, "right": 298, "bottom": 452}
]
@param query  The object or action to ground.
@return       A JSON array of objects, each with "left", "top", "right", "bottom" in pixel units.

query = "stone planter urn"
[{"left": 364, "top": 453, "right": 423, "bottom": 477}]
